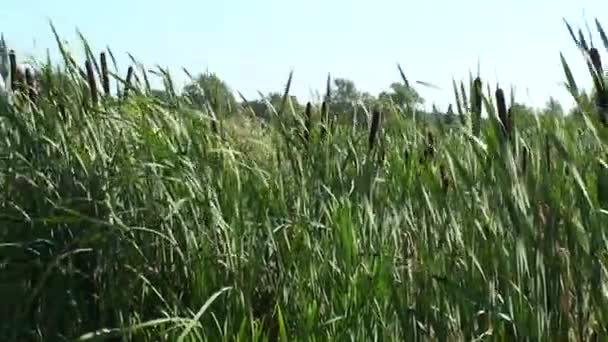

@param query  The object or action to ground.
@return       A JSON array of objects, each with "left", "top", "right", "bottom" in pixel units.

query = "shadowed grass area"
[{"left": 2, "top": 18, "right": 608, "bottom": 341}]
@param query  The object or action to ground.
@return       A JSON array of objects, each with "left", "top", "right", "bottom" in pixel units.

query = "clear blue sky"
[{"left": 1, "top": 0, "right": 607, "bottom": 112}]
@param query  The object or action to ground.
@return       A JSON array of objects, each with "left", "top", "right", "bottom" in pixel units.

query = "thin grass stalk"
[{"left": 100, "top": 52, "right": 110, "bottom": 96}]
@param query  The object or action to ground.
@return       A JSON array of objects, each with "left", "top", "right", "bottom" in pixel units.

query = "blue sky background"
[{"left": 1, "top": 0, "right": 607, "bottom": 112}]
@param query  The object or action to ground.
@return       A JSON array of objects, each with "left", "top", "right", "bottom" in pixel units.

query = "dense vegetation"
[{"left": 2, "top": 18, "right": 608, "bottom": 341}]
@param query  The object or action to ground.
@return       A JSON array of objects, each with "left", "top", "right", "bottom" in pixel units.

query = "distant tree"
[
  {"left": 267, "top": 92, "right": 302, "bottom": 114},
  {"left": 150, "top": 89, "right": 171, "bottom": 102},
  {"left": 378, "top": 82, "right": 424, "bottom": 110},
  {"left": 245, "top": 92, "right": 302, "bottom": 119},
  {"left": 445, "top": 104, "right": 456, "bottom": 124},
  {"left": 542, "top": 96, "right": 564, "bottom": 116},
  {"left": 331, "top": 78, "right": 360, "bottom": 115},
  {"left": 183, "top": 71, "right": 237, "bottom": 114}
]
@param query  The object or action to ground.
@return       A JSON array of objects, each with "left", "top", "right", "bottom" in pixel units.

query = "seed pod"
[
  {"left": 100, "top": 52, "right": 110, "bottom": 95},
  {"left": 369, "top": 109, "right": 381, "bottom": 152},
  {"left": 85, "top": 60, "right": 98, "bottom": 105}
]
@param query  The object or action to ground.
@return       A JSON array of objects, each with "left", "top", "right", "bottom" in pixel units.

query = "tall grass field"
[{"left": 3, "top": 17, "right": 608, "bottom": 341}]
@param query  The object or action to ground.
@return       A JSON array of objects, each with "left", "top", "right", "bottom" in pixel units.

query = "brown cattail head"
[
  {"left": 320, "top": 101, "right": 328, "bottom": 139},
  {"left": 590, "top": 48, "right": 603, "bottom": 75},
  {"left": 304, "top": 102, "right": 312, "bottom": 142},
  {"left": 100, "top": 52, "right": 110, "bottom": 96},
  {"left": 424, "top": 131, "right": 435, "bottom": 160},
  {"left": 495, "top": 87, "right": 509, "bottom": 138},
  {"left": 471, "top": 77, "right": 483, "bottom": 136},
  {"left": 590, "top": 48, "right": 608, "bottom": 126},
  {"left": 85, "top": 60, "right": 98, "bottom": 105},
  {"left": 440, "top": 164, "right": 450, "bottom": 192},
  {"left": 369, "top": 109, "right": 382, "bottom": 152},
  {"left": 9, "top": 50, "right": 19, "bottom": 91},
  {"left": 545, "top": 134, "right": 551, "bottom": 173},
  {"left": 24, "top": 68, "right": 37, "bottom": 103},
  {"left": 521, "top": 145, "right": 529, "bottom": 174},
  {"left": 124, "top": 66, "right": 134, "bottom": 99}
]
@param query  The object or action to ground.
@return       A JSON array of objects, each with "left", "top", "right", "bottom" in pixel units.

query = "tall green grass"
[{"left": 2, "top": 18, "right": 608, "bottom": 341}]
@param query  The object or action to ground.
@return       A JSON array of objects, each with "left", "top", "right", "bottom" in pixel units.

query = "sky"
[{"left": 1, "top": 0, "right": 608, "bottom": 112}]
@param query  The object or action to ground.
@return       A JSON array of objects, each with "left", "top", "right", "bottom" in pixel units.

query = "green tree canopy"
[{"left": 182, "top": 71, "right": 237, "bottom": 114}]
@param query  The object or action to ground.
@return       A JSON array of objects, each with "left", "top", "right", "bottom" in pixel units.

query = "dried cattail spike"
[
  {"left": 369, "top": 109, "right": 381, "bottom": 152},
  {"left": 590, "top": 48, "right": 608, "bottom": 125},
  {"left": 471, "top": 77, "right": 483, "bottom": 136},
  {"left": 424, "top": 131, "right": 435, "bottom": 159},
  {"left": 100, "top": 52, "right": 110, "bottom": 96},
  {"left": 24, "top": 68, "right": 37, "bottom": 103},
  {"left": 9, "top": 50, "right": 18, "bottom": 91},
  {"left": 589, "top": 48, "right": 603, "bottom": 75},
  {"left": 304, "top": 102, "right": 312, "bottom": 142},
  {"left": 495, "top": 87, "right": 508, "bottom": 138},
  {"left": 124, "top": 66, "right": 134, "bottom": 99},
  {"left": 440, "top": 164, "right": 450, "bottom": 192},
  {"left": 85, "top": 60, "right": 98, "bottom": 105},
  {"left": 320, "top": 101, "right": 328, "bottom": 139},
  {"left": 521, "top": 145, "right": 529, "bottom": 174},
  {"left": 545, "top": 134, "right": 551, "bottom": 173}
]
